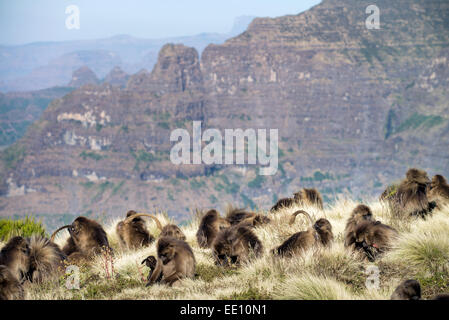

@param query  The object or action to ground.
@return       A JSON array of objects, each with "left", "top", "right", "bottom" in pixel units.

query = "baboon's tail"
[
  {"left": 125, "top": 213, "right": 163, "bottom": 231},
  {"left": 50, "top": 225, "right": 71, "bottom": 242},
  {"left": 289, "top": 210, "right": 314, "bottom": 226}
]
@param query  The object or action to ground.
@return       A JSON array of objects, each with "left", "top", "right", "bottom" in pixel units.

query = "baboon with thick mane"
[
  {"left": 25, "top": 235, "right": 66, "bottom": 283},
  {"left": 385, "top": 168, "right": 435, "bottom": 218},
  {"left": 353, "top": 220, "right": 398, "bottom": 261},
  {"left": 116, "top": 210, "right": 156, "bottom": 250},
  {"left": 270, "top": 197, "right": 296, "bottom": 212},
  {"left": 51, "top": 216, "right": 111, "bottom": 262},
  {"left": 145, "top": 237, "right": 195, "bottom": 286},
  {"left": 196, "top": 209, "right": 231, "bottom": 248},
  {"left": 0, "top": 236, "right": 30, "bottom": 281},
  {"left": 212, "top": 223, "right": 263, "bottom": 267},
  {"left": 344, "top": 204, "right": 375, "bottom": 249},
  {"left": 427, "top": 174, "right": 449, "bottom": 208},
  {"left": 294, "top": 188, "right": 324, "bottom": 210},
  {"left": 273, "top": 210, "right": 333, "bottom": 257},
  {"left": 0, "top": 265, "right": 24, "bottom": 300}
]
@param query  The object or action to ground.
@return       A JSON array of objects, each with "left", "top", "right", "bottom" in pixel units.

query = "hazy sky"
[{"left": 0, "top": 0, "right": 321, "bottom": 45}]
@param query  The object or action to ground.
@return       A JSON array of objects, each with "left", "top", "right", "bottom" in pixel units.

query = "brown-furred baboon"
[
  {"left": 386, "top": 168, "right": 435, "bottom": 218},
  {"left": 391, "top": 279, "right": 421, "bottom": 300},
  {"left": 124, "top": 213, "right": 186, "bottom": 241},
  {"left": 270, "top": 197, "right": 296, "bottom": 212},
  {"left": 141, "top": 255, "right": 162, "bottom": 283},
  {"left": 212, "top": 223, "right": 263, "bottom": 267},
  {"left": 0, "top": 236, "right": 30, "bottom": 281},
  {"left": 226, "top": 207, "right": 271, "bottom": 227},
  {"left": 25, "top": 235, "right": 66, "bottom": 283},
  {"left": 196, "top": 209, "right": 231, "bottom": 248},
  {"left": 273, "top": 210, "right": 333, "bottom": 257},
  {"left": 391, "top": 279, "right": 449, "bottom": 300},
  {"left": 0, "top": 265, "right": 24, "bottom": 300},
  {"left": 427, "top": 174, "right": 449, "bottom": 208},
  {"left": 116, "top": 210, "right": 156, "bottom": 250},
  {"left": 51, "top": 216, "right": 111, "bottom": 262},
  {"left": 145, "top": 237, "right": 195, "bottom": 286},
  {"left": 353, "top": 220, "right": 398, "bottom": 262},
  {"left": 294, "top": 188, "right": 324, "bottom": 210},
  {"left": 344, "top": 204, "right": 375, "bottom": 249}
]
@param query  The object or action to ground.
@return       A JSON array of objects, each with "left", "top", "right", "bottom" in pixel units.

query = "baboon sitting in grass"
[
  {"left": 116, "top": 210, "right": 156, "bottom": 250},
  {"left": 272, "top": 210, "right": 333, "bottom": 257},
  {"left": 427, "top": 174, "right": 449, "bottom": 208},
  {"left": 196, "top": 209, "right": 231, "bottom": 248},
  {"left": 0, "top": 265, "right": 25, "bottom": 300}
]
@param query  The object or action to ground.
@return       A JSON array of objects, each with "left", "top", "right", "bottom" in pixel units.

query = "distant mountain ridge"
[{"left": 0, "top": 16, "right": 255, "bottom": 92}]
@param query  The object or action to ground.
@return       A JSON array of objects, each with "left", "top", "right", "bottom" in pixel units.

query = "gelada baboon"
[
  {"left": 128, "top": 213, "right": 186, "bottom": 240},
  {"left": 226, "top": 207, "right": 271, "bottom": 227},
  {"left": 196, "top": 209, "right": 231, "bottom": 248},
  {"left": 427, "top": 175, "right": 449, "bottom": 208},
  {"left": 116, "top": 210, "right": 156, "bottom": 250},
  {"left": 273, "top": 210, "right": 333, "bottom": 256},
  {"left": 51, "top": 216, "right": 111, "bottom": 262},
  {"left": 270, "top": 197, "right": 296, "bottom": 212},
  {"left": 141, "top": 255, "right": 162, "bottom": 283},
  {"left": 25, "top": 235, "right": 66, "bottom": 283},
  {"left": 0, "top": 265, "right": 24, "bottom": 300},
  {"left": 386, "top": 168, "right": 435, "bottom": 218},
  {"left": 0, "top": 236, "right": 30, "bottom": 281},
  {"left": 294, "top": 188, "right": 324, "bottom": 210},
  {"left": 212, "top": 223, "right": 263, "bottom": 267},
  {"left": 391, "top": 279, "right": 449, "bottom": 300},
  {"left": 344, "top": 204, "right": 375, "bottom": 248},
  {"left": 391, "top": 279, "right": 421, "bottom": 300},
  {"left": 353, "top": 220, "right": 398, "bottom": 262},
  {"left": 145, "top": 237, "right": 195, "bottom": 286}
]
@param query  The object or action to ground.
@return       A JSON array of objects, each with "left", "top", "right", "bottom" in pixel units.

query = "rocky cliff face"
[{"left": 1, "top": 0, "right": 449, "bottom": 229}]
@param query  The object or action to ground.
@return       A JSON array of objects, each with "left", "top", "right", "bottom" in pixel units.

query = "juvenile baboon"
[
  {"left": 391, "top": 279, "right": 421, "bottom": 300},
  {"left": 387, "top": 168, "right": 435, "bottom": 218},
  {"left": 427, "top": 175, "right": 449, "bottom": 208},
  {"left": 226, "top": 207, "right": 271, "bottom": 227},
  {"left": 353, "top": 220, "right": 398, "bottom": 261},
  {"left": 270, "top": 197, "right": 296, "bottom": 212},
  {"left": 273, "top": 210, "right": 333, "bottom": 256},
  {"left": 391, "top": 279, "right": 449, "bottom": 300},
  {"left": 0, "top": 236, "right": 30, "bottom": 281},
  {"left": 116, "top": 210, "right": 156, "bottom": 250},
  {"left": 196, "top": 209, "right": 231, "bottom": 248},
  {"left": 146, "top": 237, "right": 195, "bottom": 286},
  {"left": 124, "top": 213, "right": 186, "bottom": 241},
  {"left": 141, "top": 255, "right": 162, "bottom": 283},
  {"left": 0, "top": 265, "right": 24, "bottom": 300},
  {"left": 25, "top": 235, "right": 66, "bottom": 283},
  {"left": 212, "top": 223, "right": 263, "bottom": 267},
  {"left": 344, "top": 204, "right": 375, "bottom": 248},
  {"left": 294, "top": 188, "right": 324, "bottom": 210},
  {"left": 51, "top": 216, "right": 111, "bottom": 262}
]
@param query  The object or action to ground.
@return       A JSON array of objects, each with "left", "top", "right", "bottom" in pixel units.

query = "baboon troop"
[
  {"left": 273, "top": 210, "right": 333, "bottom": 256},
  {"left": 271, "top": 188, "right": 324, "bottom": 212},
  {"left": 144, "top": 237, "right": 195, "bottom": 286},
  {"left": 382, "top": 168, "right": 436, "bottom": 218},
  {"left": 1, "top": 168, "right": 448, "bottom": 299},
  {"left": 116, "top": 210, "right": 156, "bottom": 249},
  {"left": 391, "top": 279, "right": 449, "bottom": 300},
  {"left": 51, "top": 216, "right": 111, "bottom": 263}
]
